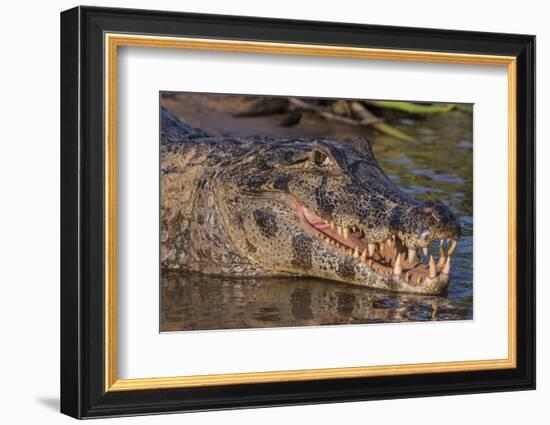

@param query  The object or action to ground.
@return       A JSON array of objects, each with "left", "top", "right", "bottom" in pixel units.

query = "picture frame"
[{"left": 60, "top": 5, "right": 535, "bottom": 419}]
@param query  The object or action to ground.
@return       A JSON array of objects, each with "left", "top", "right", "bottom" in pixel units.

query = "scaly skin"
[{"left": 160, "top": 107, "right": 461, "bottom": 294}]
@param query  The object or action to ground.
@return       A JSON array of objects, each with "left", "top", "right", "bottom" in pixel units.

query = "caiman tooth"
[
  {"left": 360, "top": 249, "right": 367, "bottom": 261},
  {"left": 393, "top": 253, "right": 402, "bottom": 276},
  {"left": 408, "top": 248, "right": 417, "bottom": 263},
  {"left": 330, "top": 222, "right": 335, "bottom": 230},
  {"left": 416, "top": 275, "right": 422, "bottom": 285},
  {"left": 422, "top": 247, "right": 428, "bottom": 256},
  {"left": 386, "top": 238, "right": 394, "bottom": 249},
  {"left": 337, "top": 226, "right": 343, "bottom": 235},
  {"left": 343, "top": 227, "right": 350, "bottom": 239},
  {"left": 368, "top": 243, "right": 376, "bottom": 257},
  {"left": 353, "top": 246, "right": 360, "bottom": 258},
  {"left": 437, "top": 246, "right": 446, "bottom": 268},
  {"left": 442, "top": 256, "right": 451, "bottom": 275},
  {"left": 429, "top": 255, "right": 436, "bottom": 278},
  {"left": 347, "top": 248, "right": 353, "bottom": 256},
  {"left": 379, "top": 242, "right": 385, "bottom": 255},
  {"left": 448, "top": 239, "right": 457, "bottom": 256},
  {"left": 405, "top": 271, "right": 411, "bottom": 282}
]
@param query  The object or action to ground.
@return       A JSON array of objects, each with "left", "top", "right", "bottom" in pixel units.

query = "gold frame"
[{"left": 104, "top": 33, "right": 517, "bottom": 392}]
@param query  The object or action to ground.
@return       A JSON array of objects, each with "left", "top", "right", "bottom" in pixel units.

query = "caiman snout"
[{"left": 393, "top": 200, "right": 461, "bottom": 249}]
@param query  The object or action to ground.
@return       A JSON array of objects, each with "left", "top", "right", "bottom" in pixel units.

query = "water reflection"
[{"left": 161, "top": 272, "right": 471, "bottom": 332}]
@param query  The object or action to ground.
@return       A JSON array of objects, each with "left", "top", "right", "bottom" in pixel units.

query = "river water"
[{"left": 160, "top": 94, "right": 473, "bottom": 332}]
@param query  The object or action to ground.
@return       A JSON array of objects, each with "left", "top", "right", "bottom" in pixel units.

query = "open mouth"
[{"left": 296, "top": 204, "right": 456, "bottom": 286}]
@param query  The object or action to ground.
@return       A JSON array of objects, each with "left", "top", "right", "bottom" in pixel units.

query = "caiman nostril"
[{"left": 419, "top": 230, "right": 431, "bottom": 241}]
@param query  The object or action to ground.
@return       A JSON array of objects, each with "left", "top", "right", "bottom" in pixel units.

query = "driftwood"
[
  {"left": 232, "top": 96, "right": 434, "bottom": 142},
  {"left": 287, "top": 98, "right": 383, "bottom": 126}
]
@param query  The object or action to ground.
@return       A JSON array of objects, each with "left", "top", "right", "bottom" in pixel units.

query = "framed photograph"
[{"left": 60, "top": 6, "right": 535, "bottom": 419}]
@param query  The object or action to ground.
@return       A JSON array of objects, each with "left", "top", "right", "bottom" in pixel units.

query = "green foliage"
[
  {"left": 454, "top": 104, "right": 474, "bottom": 113},
  {"left": 366, "top": 101, "right": 455, "bottom": 114},
  {"left": 373, "top": 122, "right": 415, "bottom": 142}
]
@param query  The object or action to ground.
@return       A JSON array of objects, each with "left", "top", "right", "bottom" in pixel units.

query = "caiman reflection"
[{"left": 161, "top": 272, "right": 471, "bottom": 331}]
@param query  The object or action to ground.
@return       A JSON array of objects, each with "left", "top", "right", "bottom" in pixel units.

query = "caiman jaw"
[{"left": 296, "top": 204, "right": 457, "bottom": 288}]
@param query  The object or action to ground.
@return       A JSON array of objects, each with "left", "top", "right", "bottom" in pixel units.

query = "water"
[
  {"left": 160, "top": 94, "right": 473, "bottom": 332},
  {"left": 373, "top": 110, "right": 474, "bottom": 325}
]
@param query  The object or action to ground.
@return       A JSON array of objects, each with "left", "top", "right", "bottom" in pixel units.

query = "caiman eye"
[{"left": 312, "top": 150, "right": 332, "bottom": 167}]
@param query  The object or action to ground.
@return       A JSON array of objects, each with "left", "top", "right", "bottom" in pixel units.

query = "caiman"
[{"left": 160, "top": 107, "right": 461, "bottom": 295}]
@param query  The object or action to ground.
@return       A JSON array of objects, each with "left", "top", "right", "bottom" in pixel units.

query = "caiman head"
[{"left": 214, "top": 136, "right": 461, "bottom": 295}]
